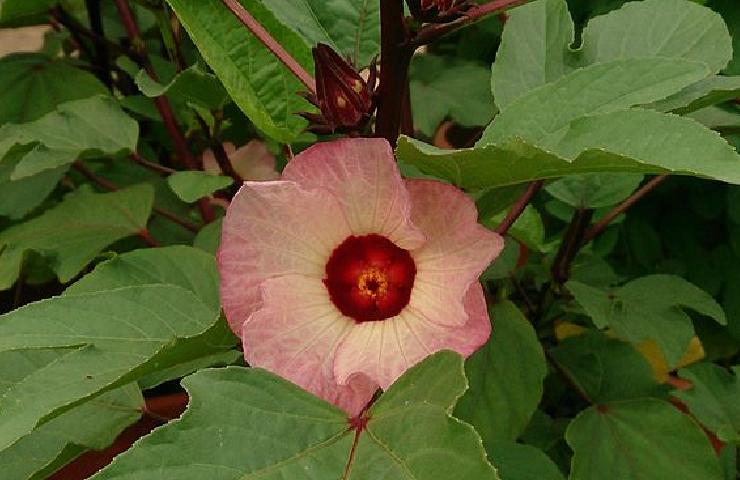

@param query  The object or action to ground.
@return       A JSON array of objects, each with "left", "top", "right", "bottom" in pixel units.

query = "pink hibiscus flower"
[{"left": 218, "top": 138, "right": 503, "bottom": 416}]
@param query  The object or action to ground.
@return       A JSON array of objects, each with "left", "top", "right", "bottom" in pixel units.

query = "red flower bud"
[
  {"left": 406, "top": 0, "right": 472, "bottom": 23},
  {"left": 302, "top": 44, "right": 375, "bottom": 134}
]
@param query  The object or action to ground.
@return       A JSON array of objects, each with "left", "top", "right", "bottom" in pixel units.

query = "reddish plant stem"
[
  {"left": 195, "top": 114, "right": 242, "bottom": 186},
  {"left": 220, "top": 0, "right": 316, "bottom": 94},
  {"left": 72, "top": 161, "right": 199, "bottom": 234},
  {"left": 130, "top": 153, "right": 176, "bottom": 175},
  {"left": 72, "top": 163, "right": 159, "bottom": 247},
  {"left": 113, "top": 0, "right": 215, "bottom": 223},
  {"left": 375, "top": 0, "right": 413, "bottom": 147},
  {"left": 50, "top": 7, "right": 141, "bottom": 62},
  {"left": 582, "top": 175, "right": 668, "bottom": 244},
  {"left": 411, "top": 0, "right": 529, "bottom": 47},
  {"left": 545, "top": 349, "right": 592, "bottom": 404},
  {"left": 137, "top": 229, "right": 161, "bottom": 247},
  {"left": 495, "top": 180, "right": 544, "bottom": 235},
  {"left": 551, "top": 208, "right": 593, "bottom": 285},
  {"left": 51, "top": 7, "right": 94, "bottom": 60}
]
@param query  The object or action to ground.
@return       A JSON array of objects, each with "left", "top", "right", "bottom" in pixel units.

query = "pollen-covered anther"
[{"left": 357, "top": 267, "right": 389, "bottom": 298}]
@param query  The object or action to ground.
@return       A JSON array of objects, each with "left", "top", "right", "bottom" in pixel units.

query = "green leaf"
[
  {"left": 491, "top": 0, "right": 731, "bottom": 109},
  {"left": 65, "top": 246, "right": 240, "bottom": 388},
  {"left": 566, "top": 399, "right": 724, "bottom": 480},
  {"left": 134, "top": 64, "right": 230, "bottom": 110},
  {"left": 165, "top": 0, "right": 313, "bottom": 142},
  {"left": 260, "top": 0, "right": 380, "bottom": 66},
  {"left": 487, "top": 441, "right": 565, "bottom": 480},
  {"left": 567, "top": 275, "right": 726, "bottom": 366},
  {"left": 372, "top": 350, "right": 467, "bottom": 414},
  {"left": 0, "top": 184, "right": 155, "bottom": 290},
  {"left": 487, "top": 205, "right": 546, "bottom": 252},
  {"left": 91, "top": 352, "right": 497, "bottom": 479},
  {"left": 580, "top": 0, "right": 733, "bottom": 74},
  {"left": 481, "top": 58, "right": 709, "bottom": 146},
  {"left": 648, "top": 75, "right": 740, "bottom": 114},
  {"left": 490, "top": 0, "right": 575, "bottom": 110},
  {"left": 675, "top": 363, "right": 740, "bottom": 443},
  {"left": 0, "top": 96, "right": 139, "bottom": 179},
  {"left": 545, "top": 173, "right": 644, "bottom": 209},
  {"left": 167, "top": 170, "right": 233, "bottom": 203},
  {"left": 549, "top": 331, "right": 666, "bottom": 403},
  {"left": 397, "top": 108, "right": 740, "bottom": 190},
  {"left": 193, "top": 218, "right": 222, "bottom": 255},
  {"left": 0, "top": 350, "right": 142, "bottom": 480},
  {"left": 410, "top": 55, "right": 496, "bottom": 136},
  {"left": 89, "top": 354, "right": 498, "bottom": 479},
  {"left": 0, "top": 351, "right": 143, "bottom": 480},
  {"left": 0, "top": 283, "right": 219, "bottom": 451},
  {"left": 66, "top": 245, "right": 221, "bottom": 311},
  {"left": 0, "top": 54, "right": 107, "bottom": 124},
  {"left": 456, "top": 302, "right": 547, "bottom": 444},
  {"left": 709, "top": 0, "right": 740, "bottom": 75},
  {"left": 689, "top": 105, "right": 740, "bottom": 129},
  {"left": 0, "top": 144, "right": 66, "bottom": 220}
]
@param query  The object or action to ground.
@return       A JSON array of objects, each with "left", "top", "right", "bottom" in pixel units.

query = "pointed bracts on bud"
[
  {"left": 406, "top": 0, "right": 473, "bottom": 23},
  {"left": 300, "top": 44, "right": 377, "bottom": 134}
]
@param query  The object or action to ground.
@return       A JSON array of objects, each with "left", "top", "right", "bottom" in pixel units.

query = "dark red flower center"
[{"left": 324, "top": 234, "right": 416, "bottom": 323}]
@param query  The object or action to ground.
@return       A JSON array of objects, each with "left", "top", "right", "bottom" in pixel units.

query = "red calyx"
[
  {"left": 406, "top": 0, "right": 473, "bottom": 23},
  {"left": 300, "top": 44, "right": 377, "bottom": 134},
  {"left": 324, "top": 234, "right": 416, "bottom": 323}
]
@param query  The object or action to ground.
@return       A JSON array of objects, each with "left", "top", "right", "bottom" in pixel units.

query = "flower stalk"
[
  {"left": 583, "top": 175, "right": 668, "bottom": 244},
  {"left": 375, "top": 0, "right": 413, "bottom": 146},
  {"left": 410, "top": 0, "right": 529, "bottom": 47},
  {"left": 114, "top": 0, "right": 215, "bottom": 223}
]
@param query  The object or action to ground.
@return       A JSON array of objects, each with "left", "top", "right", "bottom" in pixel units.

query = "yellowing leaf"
[{"left": 554, "top": 321, "right": 705, "bottom": 382}]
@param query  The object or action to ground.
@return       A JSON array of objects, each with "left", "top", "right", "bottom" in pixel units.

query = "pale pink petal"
[
  {"left": 334, "top": 283, "right": 491, "bottom": 389},
  {"left": 201, "top": 141, "right": 279, "bottom": 181},
  {"left": 405, "top": 179, "right": 504, "bottom": 327},
  {"left": 244, "top": 275, "right": 378, "bottom": 415},
  {"left": 230, "top": 140, "right": 279, "bottom": 181},
  {"left": 218, "top": 181, "right": 351, "bottom": 334},
  {"left": 282, "top": 138, "right": 425, "bottom": 250}
]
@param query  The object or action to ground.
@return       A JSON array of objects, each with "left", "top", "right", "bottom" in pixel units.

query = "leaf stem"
[
  {"left": 410, "top": 0, "right": 529, "bottom": 47},
  {"left": 72, "top": 161, "right": 200, "bottom": 234},
  {"left": 582, "top": 175, "right": 668, "bottom": 244},
  {"left": 545, "top": 348, "right": 593, "bottom": 404},
  {"left": 375, "top": 0, "right": 413, "bottom": 146},
  {"left": 50, "top": 6, "right": 95, "bottom": 60},
  {"left": 113, "top": 0, "right": 215, "bottom": 223},
  {"left": 551, "top": 208, "right": 593, "bottom": 285},
  {"left": 137, "top": 228, "right": 161, "bottom": 247},
  {"left": 495, "top": 180, "right": 544, "bottom": 235},
  {"left": 219, "top": 0, "right": 316, "bottom": 94},
  {"left": 130, "top": 153, "right": 176, "bottom": 176}
]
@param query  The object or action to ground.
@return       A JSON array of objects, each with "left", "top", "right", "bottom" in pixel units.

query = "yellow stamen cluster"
[{"left": 357, "top": 267, "right": 389, "bottom": 298}]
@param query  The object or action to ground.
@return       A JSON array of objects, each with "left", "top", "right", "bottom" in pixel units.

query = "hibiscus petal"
[
  {"left": 218, "top": 180, "right": 351, "bottom": 334},
  {"left": 405, "top": 179, "right": 504, "bottom": 327},
  {"left": 282, "top": 138, "right": 425, "bottom": 250},
  {"left": 334, "top": 283, "right": 491, "bottom": 389},
  {"left": 243, "top": 275, "right": 378, "bottom": 415}
]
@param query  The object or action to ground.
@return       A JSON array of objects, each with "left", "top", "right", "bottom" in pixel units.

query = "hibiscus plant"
[{"left": 0, "top": 0, "right": 739, "bottom": 478}]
